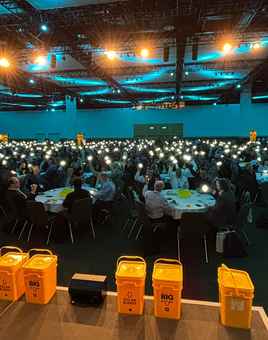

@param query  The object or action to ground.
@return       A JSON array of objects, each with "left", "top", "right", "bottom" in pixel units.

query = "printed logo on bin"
[
  {"left": 29, "top": 280, "right": 40, "bottom": 288},
  {"left": 230, "top": 298, "right": 245, "bottom": 312},
  {"left": 0, "top": 279, "right": 11, "bottom": 291},
  {"left": 123, "top": 291, "right": 136, "bottom": 305},
  {"left": 161, "top": 294, "right": 174, "bottom": 302}
]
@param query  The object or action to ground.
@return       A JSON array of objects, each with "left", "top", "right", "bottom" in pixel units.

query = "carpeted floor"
[{"left": 0, "top": 205, "right": 268, "bottom": 312}]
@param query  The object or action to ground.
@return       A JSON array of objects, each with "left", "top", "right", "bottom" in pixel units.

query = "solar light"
[
  {"left": 122, "top": 155, "right": 127, "bottom": 160},
  {"left": 140, "top": 48, "right": 149, "bottom": 58},
  {"left": 87, "top": 155, "right": 93, "bottom": 161},
  {"left": 106, "top": 159, "right": 112, "bottom": 165},
  {"left": 172, "top": 159, "right": 178, "bottom": 164},
  {"left": 216, "top": 161, "right": 222, "bottom": 167},
  {"left": 257, "top": 157, "right": 261, "bottom": 162},
  {"left": 159, "top": 152, "right": 164, "bottom": 158},
  {"left": 223, "top": 42, "right": 232, "bottom": 54},
  {"left": 40, "top": 24, "right": 48, "bottom": 32},
  {"left": 11, "top": 170, "right": 16, "bottom": 175},
  {"left": 28, "top": 163, "right": 32, "bottom": 168},
  {"left": 201, "top": 184, "right": 209, "bottom": 193},
  {"left": 21, "top": 154, "right": 26, "bottom": 159},
  {"left": 0, "top": 57, "right": 10, "bottom": 68},
  {"left": 45, "top": 155, "right": 50, "bottom": 160},
  {"left": 105, "top": 50, "right": 117, "bottom": 60},
  {"left": 35, "top": 55, "right": 47, "bottom": 66},
  {"left": 138, "top": 163, "right": 143, "bottom": 169},
  {"left": 60, "top": 160, "right": 66, "bottom": 167},
  {"left": 169, "top": 155, "right": 175, "bottom": 161}
]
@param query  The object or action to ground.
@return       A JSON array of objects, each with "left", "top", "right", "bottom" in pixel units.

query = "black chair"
[
  {"left": 178, "top": 213, "right": 211, "bottom": 263},
  {"left": 65, "top": 198, "right": 95, "bottom": 243},
  {"left": 20, "top": 201, "right": 55, "bottom": 244},
  {"left": 235, "top": 204, "right": 251, "bottom": 245},
  {"left": 260, "top": 182, "right": 268, "bottom": 206}
]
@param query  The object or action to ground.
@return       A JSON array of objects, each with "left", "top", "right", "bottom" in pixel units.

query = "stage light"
[
  {"left": 140, "top": 48, "right": 149, "bottom": 58},
  {"left": 40, "top": 24, "right": 48, "bottom": 32},
  {"left": 35, "top": 55, "right": 47, "bottom": 66},
  {"left": 0, "top": 57, "right": 10, "bottom": 68},
  {"left": 222, "top": 43, "right": 232, "bottom": 54},
  {"left": 105, "top": 50, "right": 116, "bottom": 60}
]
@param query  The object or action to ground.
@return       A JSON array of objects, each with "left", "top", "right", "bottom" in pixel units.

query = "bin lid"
[
  {"left": 23, "top": 255, "right": 56, "bottom": 270},
  {"left": 116, "top": 261, "right": 146, "bottom": 279},
  {"left": 218, "top": 267, "right": 254, "bottom": 291},
  {"left": 0, "top": 253, "right": 28, "bottom": 268},
  {"left": 153, "top": 263, "right": 183, "bottom": 282}
]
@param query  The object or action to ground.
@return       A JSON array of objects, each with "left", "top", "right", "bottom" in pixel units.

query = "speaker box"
[{"left": 68, "top": 273, "right": 107, "bottom": 306}]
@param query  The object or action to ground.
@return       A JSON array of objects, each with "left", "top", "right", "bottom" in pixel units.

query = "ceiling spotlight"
[
  {"left": 140, "top": 48, "right": 149, "bottom": 58},
  {"left": 105, "top": 50, "right": 117, "bottom": 60},
  {"left": 222, "top": 43, "right": 232, "bottom": 54},
  {"left": 0, "top": 57, "right": 10, "bottom": 68},
  {"left": 35, "top": 55, "right": 47, "bottom": 66},
  {"left": 40, "top": 24, "right": 48, "bottom": 32}
]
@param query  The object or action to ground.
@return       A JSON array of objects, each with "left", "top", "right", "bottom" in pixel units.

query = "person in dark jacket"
[
  {"left": 63, "top": 177, "right": 91, "bottom": 212},
  {"left": 206, "top": 178, "right": 237, "bottom": 229}
]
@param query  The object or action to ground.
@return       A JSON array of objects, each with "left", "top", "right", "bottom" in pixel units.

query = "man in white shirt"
[
  {"left": 144, "top": 181, "right": 171, "bottom": 220},
  {"left": 168, "top": 167, "right": 189, "bottom": 189}
]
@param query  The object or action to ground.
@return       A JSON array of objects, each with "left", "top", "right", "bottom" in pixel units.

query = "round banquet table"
[
  {"left": 35, "top": 185, "right": 98, "bottom": 213},
  {"left": 162, "top": 189, "right": 216, "bottom": 220},
  {"left": 256, "top": 172, "right": 268, "bottom": 183}
]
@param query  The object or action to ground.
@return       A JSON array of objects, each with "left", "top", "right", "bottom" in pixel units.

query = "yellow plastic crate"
[
  {"left": 23, "top": 249, "right": 57, "bottom": 304},
  {"left": 0, "top": 246, "right": 29, "bottom": 301},
  {"left": 153, "top": 258, "right": 183, "bottom": 319},
  {"left": 116, "top": 256, "right": 146, "bottom": 315},
  {"left": 218, "top": 264, "right": 254, "bottom": 329}
]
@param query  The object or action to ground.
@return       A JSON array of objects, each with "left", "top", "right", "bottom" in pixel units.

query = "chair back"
[
  {"left": 71, "top": 198, "right": 92, "bottom": 224},
  {"left": 26, "top": 201, "right": 48, "bottom": 226},
  {"left": 260, "top": 182, "right": 268, "bottom": 206},
  {"left": 180, "top": 212, "right": 211, "bottom": 234},
  {"left": 236, "top": 204, "right": 250, "bottom": 230}
]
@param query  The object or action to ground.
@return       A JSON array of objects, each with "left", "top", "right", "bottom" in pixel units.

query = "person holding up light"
[{"left": 168, "top": 163, "right": 189, "bottom": 189}]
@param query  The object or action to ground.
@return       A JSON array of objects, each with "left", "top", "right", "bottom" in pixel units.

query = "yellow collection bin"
[
  {"left": 153, "top": 258, "right": 183, "bottom": 319},
  {"left": 23, "top": 249, "right": 57, "bottom": 304},
  {"left": 0, "top": 246, "right": 29, "bottom": 301},
  {"left": 116, "top": 256, "right": 146, "bottom": 315},
  {"left": 218, "top": 264, "right": 254, "bottom": 329}
]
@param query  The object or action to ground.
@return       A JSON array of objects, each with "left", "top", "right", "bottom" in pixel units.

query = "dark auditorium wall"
[{"left": 0, "top": 102, "right": 267, "bottom": 139}]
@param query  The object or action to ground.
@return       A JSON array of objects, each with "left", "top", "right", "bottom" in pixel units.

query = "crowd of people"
[{"left": 0, "top": 137, "right": 267, "bottom": 240}]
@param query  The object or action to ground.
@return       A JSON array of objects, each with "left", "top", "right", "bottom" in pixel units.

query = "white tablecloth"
[
  {"left": 162, "top": 189, "right": 216, "bottom": 220},
  {"left": 256, "top": 172, "right": 268, "bottom": 183},
  {"left": 36, "top": 185, "right": 97, "bottom": 213}
]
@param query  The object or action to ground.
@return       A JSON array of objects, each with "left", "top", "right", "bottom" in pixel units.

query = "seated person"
[
  {"left": 24, "top": 165, "right": 48, "bottom": 194},
  {"left": 93, "top": 173, "right": 116, "bottom": 220},
  {"left": 5, "top": 176, "right": 37, "bottom": 218},
  {"left": 144, "top": 181, "right": 171, "bottom": 222},
  {"left": 63, "top": 177, "right": 91, "bottom": 213},
  {"left": 206, "top": 178, "right": 236, "bottom": 229},
  {"left": 168, "top": 166, "right": 189, "bottom": 190}
]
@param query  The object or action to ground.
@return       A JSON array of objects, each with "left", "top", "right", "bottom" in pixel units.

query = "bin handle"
[
  {"left": 154, "top": 258, "right": 182, "bottom": 266},
  {"left": 116, "top": 256, "right": 146, "bottom": 269},
  {"left": 0, "top": 246, "right": 23, "bottom": 256},
  {"left": 29, "top": 248, "right": 53, "bottom": 257},
  {"left": 221, "top": 264, "right": 239, "bottom": 297}
]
